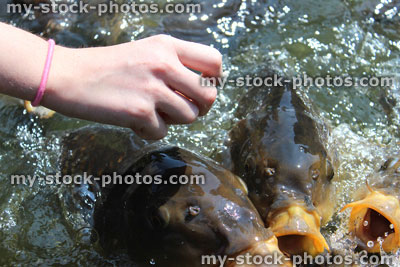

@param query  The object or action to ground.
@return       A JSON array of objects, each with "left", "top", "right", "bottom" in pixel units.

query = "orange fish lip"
[
  {"left": 226, "top": 236, "right": 292, "bottom": 267},
  {"left": 267, "top": 205, "right": 329, "bottom": 256},
  {"left": 341, "top": 190, "right": 400, "bottom": 253},
  {"left": 24, "top": 100, "right": 55, "bottom": 119}
]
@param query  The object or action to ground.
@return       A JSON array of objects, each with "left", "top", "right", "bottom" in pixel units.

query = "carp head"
[
  {"left": 342, "top": 157, "right": 400, "bottom": 253},
  {"left": 228, "top": 85, "right": 335, "bottom": 256},
  {"left": 120, "top": 147, "right": 291, "bottom": 266}
]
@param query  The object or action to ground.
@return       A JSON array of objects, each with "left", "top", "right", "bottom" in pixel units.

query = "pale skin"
[{"left": 0, "top": 22, "right": 222, "bottom": 140}]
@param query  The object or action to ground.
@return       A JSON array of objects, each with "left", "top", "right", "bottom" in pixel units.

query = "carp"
[
  {"left": 0, "top": 95, "right": 55, "bottom": 119},
  {"left": 342, "top": 157, "right": 400, "bottom": 253},
  {"left": 60, "top": 126, "right": 292, "bottom": 266},
  {"left": 227, "top": 77, "right": 335, "bottom": 256}
]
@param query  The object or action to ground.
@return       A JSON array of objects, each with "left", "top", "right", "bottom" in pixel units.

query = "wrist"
[
  {"left": 40, "top": 45, "right": 82, "bottom": 111},
  {"left": 40, "top": 45, "right": 118, "bottom": 117}
]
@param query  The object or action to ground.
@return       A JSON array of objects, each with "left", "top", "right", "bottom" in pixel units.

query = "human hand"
[{"left": 42, "top": 35, "right": 222, "bottom": 139}]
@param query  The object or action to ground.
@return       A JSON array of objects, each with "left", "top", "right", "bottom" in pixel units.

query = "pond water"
[{"left": 0, "top": 0, "right": 400, "bottom": 265}]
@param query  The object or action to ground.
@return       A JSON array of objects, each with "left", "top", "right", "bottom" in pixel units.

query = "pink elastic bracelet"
[{"left": 32, "top": 39, "right": 56, "bottom": 107}]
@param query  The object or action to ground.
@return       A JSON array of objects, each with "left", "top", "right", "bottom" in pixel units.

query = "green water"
[{"left": 0, "top": 0, "right": 400, "bottom": 265}]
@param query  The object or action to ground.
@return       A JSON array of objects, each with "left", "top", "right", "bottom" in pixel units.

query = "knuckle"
[
  {"left": 126, "top": 104, "right": 169, "bottom": 140},
  {"left": 133, "top": 103, "right": 154, "bottom": 121},
  {"left": 152, "top": 34, "right": 173, "bottom": 46},
  {"left": 146, "top": 82, "right": 163, "bottom": 97},
  {"left": 151, "top": 61, "right": 175, "bottom": 77}
]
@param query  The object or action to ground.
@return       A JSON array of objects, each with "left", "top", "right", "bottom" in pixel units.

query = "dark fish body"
[
  {"left": 342, "top": 157, "right": 400, "bottom": 253},
  {"left": 60, "top": 126, "right": 291, "bottom": 267},
  {"left": 227, "top": 79, "right": 335, "bottom": 256}
]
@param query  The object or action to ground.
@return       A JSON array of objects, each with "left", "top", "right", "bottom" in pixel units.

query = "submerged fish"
[
  {"left": 24, "top": 100, "right": 55, "bottom": 119},
  {"left": 0, "top": 95, "right": 55, "bottom": 119},
  {"left": 60, "top": 126, "right": 291, "bottom": 266},
  {"left": 342, "top": 157, "right": 400, "bottom": 253},
  {"left": 227, "top": 77, "right": 335, "bottom": 256}
]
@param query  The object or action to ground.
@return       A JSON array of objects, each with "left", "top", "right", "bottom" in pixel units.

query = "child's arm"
[{"left": 0, "top": 22, "right": 222, "bottom": 139}]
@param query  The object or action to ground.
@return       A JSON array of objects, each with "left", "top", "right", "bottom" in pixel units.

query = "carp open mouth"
[
  {"left": 342, "top": 190, "right": 400, "bottom": 252},
  {"left": 269, "top": 205, "right": 329, "bottom": 256},
  {"left": 277, "top": 234, "right": 319, "bottom": 256},
  {"left": 361, "top": 208, "right": 395, "bottom": 243}
]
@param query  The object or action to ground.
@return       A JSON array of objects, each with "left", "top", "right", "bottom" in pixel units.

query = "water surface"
[{"left": 0, "top": 0, "right": 400, "bottom": 265}]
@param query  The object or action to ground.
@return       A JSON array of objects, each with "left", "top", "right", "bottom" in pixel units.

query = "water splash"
[
  {"left": 1, "top": 0, "right": 400, "bottom": 265},
  {"left": 367, "top": 240, "right": 375, "bottom": 248}
]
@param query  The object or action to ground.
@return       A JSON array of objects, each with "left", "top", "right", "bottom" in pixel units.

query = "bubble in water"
[
  {"left": 367, "top": 241, "right": 374, "bottom": 248},
  {"left": 390, "top": 224, "right": 394, "bottom": 230},
  {"left": 378, "top": 237, "right": 385, "bottom": 255},
  {"left": 363, "top": 220, "right": 369, "bottom": 227}
]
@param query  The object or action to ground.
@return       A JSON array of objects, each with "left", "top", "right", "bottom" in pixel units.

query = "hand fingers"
[
  {"left": 156, "top": 89, "right": 199, "bottom": 125},
  {"left": 165, "top": 64, "right": 217, "bottom": 116},
  {"left": 171, "top": 37, "right": 223, "bottom": 78},
  {"left": 130, "top": 109, "right": 168, "bottom": 140}
]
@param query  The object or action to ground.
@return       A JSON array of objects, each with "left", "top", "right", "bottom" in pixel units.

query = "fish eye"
[
  {"left": 311, "top": 169, "right": 320, "bottom": 180},
  {"left": 264, "top": 167, "right": 276, "bottom": 176},
  {"left": 189, "top": 206, "right": 201, "bottom": 216},
  {"left": 381, "top": 157, "right": 400, "bottom": 172},
  {"left": 185, "top": 205, "right": 201, "bottom": 222}
]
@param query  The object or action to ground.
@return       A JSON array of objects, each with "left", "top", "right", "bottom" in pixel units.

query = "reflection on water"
[{"left": 0, "top": 0, "right": 399, "bottom": 265}]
